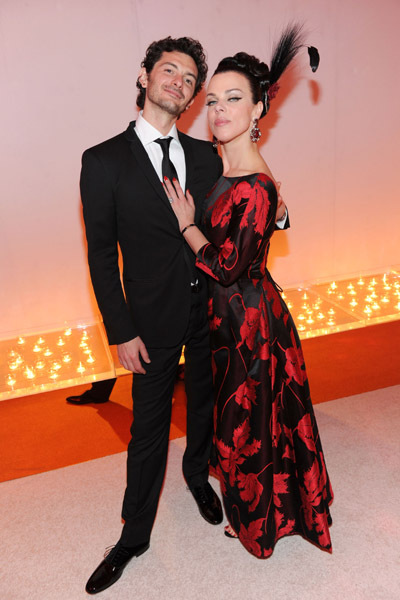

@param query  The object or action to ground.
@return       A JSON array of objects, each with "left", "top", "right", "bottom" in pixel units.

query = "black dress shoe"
[
  {"left": 189, "top": 482, "right": 223, "bottom": 525},
  {"left": 66, "top": 392, "right": 109, "bottom": 405},
  {"left": 85, "top": 541, "right": 149, "bottom": 595}
]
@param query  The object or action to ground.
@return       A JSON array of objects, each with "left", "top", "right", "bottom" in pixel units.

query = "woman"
[{"left": 164, "top": 26, "right": 333, "bottom": 558}]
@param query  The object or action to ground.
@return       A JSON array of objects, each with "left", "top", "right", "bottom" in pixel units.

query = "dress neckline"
[{"left": 222, "top": 172, "right": 270, "bottom": 180}]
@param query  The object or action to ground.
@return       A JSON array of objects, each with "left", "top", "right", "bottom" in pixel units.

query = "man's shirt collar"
[{"left": 135, "top": 111, "right": 179, "bottom": 146}]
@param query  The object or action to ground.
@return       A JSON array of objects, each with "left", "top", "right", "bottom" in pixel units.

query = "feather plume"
[
  {"left": 308, "top": 46, "right": 320, "bottom": 72},
  {"left": 269, "top": 24, "right": 305, "bottom": 86}
]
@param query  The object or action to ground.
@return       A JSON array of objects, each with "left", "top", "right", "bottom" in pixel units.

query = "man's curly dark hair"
[{"left": 136, "top": 36, "right": 208, "bottom": 109}]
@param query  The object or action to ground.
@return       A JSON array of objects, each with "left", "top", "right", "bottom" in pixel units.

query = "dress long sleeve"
[{"left": 195, "top": 176, "right": 278, "bottom": 286}]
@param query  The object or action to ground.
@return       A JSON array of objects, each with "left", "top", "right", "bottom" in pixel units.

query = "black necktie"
[
  {"left": 154, "top": 137, "right": 198, "bottom": 288},
  {"left": 154, "top": 137, "right": 178, "bottom": 182}
]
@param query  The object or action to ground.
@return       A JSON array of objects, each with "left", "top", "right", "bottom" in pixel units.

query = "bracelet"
[{"left": 181, "top": 223, "right": 196, "bottom": 235}]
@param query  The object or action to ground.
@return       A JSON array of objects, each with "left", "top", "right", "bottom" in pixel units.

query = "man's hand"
[
  {"left": 275, "top": 181, "right": 287, "bottom": 222},
  {"left": 117, "top": 336, "right": 151, "bottom": 374}
]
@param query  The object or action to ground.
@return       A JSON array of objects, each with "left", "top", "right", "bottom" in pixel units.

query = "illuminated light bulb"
[
  {"left": 7, "top": 375, "right": 16, "bottom": 387},
  {"left": 77, "top": 362, "right": 86, "bottom": 374},
  {"left": 348, "top": 290, "right": 356, "bottom": 296},
  {"left": 298, "top": 324, "right": 306, "bottom": 331},
  {"left": 281, "top": 292, "right": 287, "bottom": 299},
  {"left": 317, "top": 312, "right": 325, "bottom": 320},
  {"left": 382, "top": 296, "right": 389, "bottom": 304},
  {"left": 49, "top": 371, "right": 59, "bottom": 380},
  {"left": 83, "top": 348, "right": 92, "bottom": 355},
  {"left": 306, "top": 318, "right": 314, "bottom": 324},
  {"left": 57, "top": 337, "right": 65, "bottom": 346},
  {"left": 24, "top": 367, "right": 35, "bottom": 380},
  {"left": 330, "top": 282, "right": 337, "bottom": 290},
  {"left": 9, "top": 362, "right": 19, "bottom": 371},
  {"left": 372, "top": 303, "right": 380, "bottom": 310},
  {"left": 347, "top": 284, "right": 354, "bottom": 290},
  {"left": 287, "top": 302, "right": 293, "bottom": 309},
  {"left": 52, "top": 362, "right": 61, "bottom": 371},
  {"left": 79, "top": 341, "right": 88, "bottom": 348},
  {"left": 17, "top": 337, "right": 25, "bottom": 345},
  {"left": 35, "top": 361, "right": 45, "bottom": 370},
  {"left": 328, "top": 309, "right": 335, "bottom": 315},
  {"left": 384, "top": 285, "right": 391, "bottom": 291},
  {"left": 370, "top": 278, "right": 377, "bottom": 286},
  {"left": 15, "top": 356, "right": 24, "bottom": 365},
  {"left": 301, "top": 304, "right": 308, "bottom": 310},
  {"left": 81, "top": 330, "right": 89, "bottom": 339},
  {"left": 43, "top": 348, "right": 52, "bottom": 357},
  {"left": 337, "top": 294, "right": 344, "bottom": 300},
  {"left": 357, "top": 278, "right": 364, "bottom": 286},
  {"left": 350, "top": 299, "right": 358, "bottom": 307},
  {"left": 297, "top": 314, "right": 305, "bottom": 321},
  {"left": 302, "top": 293, "right": 308, "bottom": 300},
  {"left": 9, "top": 350, "right": 17, "bottom": 358},
  {"left": 62, "top": 353, "right": 72, "bottom": 363},
  {"left": 33, "top": 345, "right": 41, "bottom": 353},
  {"left": 327, "top": 319, "right": 335, "bottom": 326},
  {"left": 64, "top": 328, "right": 72, "bottom": 336},
  {"left": 37, "top": 337, "right": 45, "bottom": 345},
  {"left": 87, "top": 355, "right": 95, "bottom": 364},
  {"left": 370, "top": 291, "right": 377, "bottom": 299},
  {"left": 364, "top": 306, "right": 372, "bottom": 315}
]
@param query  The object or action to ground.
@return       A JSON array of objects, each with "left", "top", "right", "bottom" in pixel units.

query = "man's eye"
[{"left": 185, "top": 78, "right": 194, "bottom": 86}]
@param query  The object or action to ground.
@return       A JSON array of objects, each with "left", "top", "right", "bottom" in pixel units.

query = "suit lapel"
[
  {"left": 178, "top": 131, "right": 194, "bottom": 192},
  {"left": 124, "top": 122, "right": 175, "bottom": 214}
]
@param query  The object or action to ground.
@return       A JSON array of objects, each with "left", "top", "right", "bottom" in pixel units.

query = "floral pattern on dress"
[{"left": 196, "top": 174, "right": 333, "bottom": 558}]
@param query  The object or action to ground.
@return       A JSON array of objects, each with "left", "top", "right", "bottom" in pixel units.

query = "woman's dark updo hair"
[
  {"left": 212, "top": 25, "right": 305, "bottom": 119},
  {"left": 213, "top": 53, "right": 271, "bottom": 118}
]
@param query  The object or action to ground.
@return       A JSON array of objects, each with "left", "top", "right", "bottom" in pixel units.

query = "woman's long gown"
[{"left": 195, "top": 173, "right": 333, "bottom": 558}]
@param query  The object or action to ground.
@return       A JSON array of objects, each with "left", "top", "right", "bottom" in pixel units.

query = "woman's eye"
[
  {"left": 206, "top": 100, "right": 216, "bottom": 106},
  {"left": 228, "top": 97, "right": 241, "bottom": 102}
]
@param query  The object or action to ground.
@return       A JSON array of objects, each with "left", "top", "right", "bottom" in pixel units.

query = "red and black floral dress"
[{"left": 195, "top": 173, "right": 333, "bottom": 558}]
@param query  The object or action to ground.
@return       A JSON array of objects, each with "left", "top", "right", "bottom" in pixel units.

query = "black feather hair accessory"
[
  {"left": 263, "top": 24, "right": 320, "bottom": 115},
  {"left": 308, "top": 46, "right": 320, "bottom": 72}
]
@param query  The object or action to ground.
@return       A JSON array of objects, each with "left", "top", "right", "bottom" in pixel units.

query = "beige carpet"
[{"left": 1, "top": 385, "right": 399, "bottom": 600}]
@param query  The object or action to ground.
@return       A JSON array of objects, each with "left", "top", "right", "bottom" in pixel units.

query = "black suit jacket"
[{"left": 80, "top": 121, "right": 223, "bottom": 347}]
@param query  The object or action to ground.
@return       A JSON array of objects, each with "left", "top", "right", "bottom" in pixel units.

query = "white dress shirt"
[{"left": 134, "top": 111, "right": 186, "bottom": 189}]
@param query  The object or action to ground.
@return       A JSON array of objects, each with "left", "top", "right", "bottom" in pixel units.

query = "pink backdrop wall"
[{"left": 1, "top": 0, "right": 399, "bottom": 338}]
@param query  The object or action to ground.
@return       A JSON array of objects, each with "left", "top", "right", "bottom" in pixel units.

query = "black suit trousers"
[{"left": 120, "top": 290, "right": 214, "bottom": 546}]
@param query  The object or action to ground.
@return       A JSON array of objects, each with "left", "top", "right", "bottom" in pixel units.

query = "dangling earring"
[
  {"left": 212, "top": 135, "right": 219, "bottom": 149},
  {"left": 250, "top": 118, "right": 261, "bottom": 143}
]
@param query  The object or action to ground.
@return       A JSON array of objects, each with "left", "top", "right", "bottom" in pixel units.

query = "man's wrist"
[{"left": 276, "top": 207, "right": 287, "bottom": 221}]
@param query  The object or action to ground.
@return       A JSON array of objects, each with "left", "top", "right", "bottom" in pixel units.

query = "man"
[{"left": 81, "top": 37, "right": 223, "bottom": 595}]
